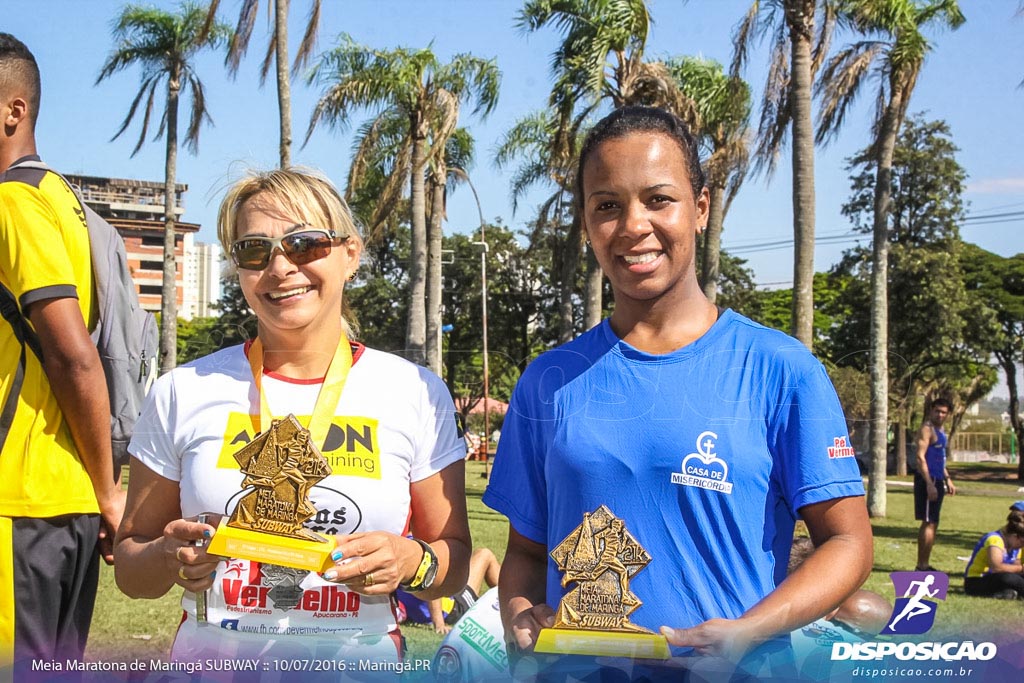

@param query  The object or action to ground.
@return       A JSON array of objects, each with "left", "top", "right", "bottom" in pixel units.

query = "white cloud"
[{"left": 966, "top": 178, "right": 1024, "bottom": 194}]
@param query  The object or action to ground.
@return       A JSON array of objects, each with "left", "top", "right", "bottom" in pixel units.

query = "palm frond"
[
  {"left": 258, "top": 19, "right": 276, "bottom": 85},
  {"left": 814, "top": 41, "right": 884, "bottom": 145},
  {"left": 225, "top": 0, "right": 260, "bottom": 75},
  {"left": 444, "top": 128, "right": 476, "bottom": 194},
  {"left": 427, "top": 90, "right": 460, "bottom": 158},
  {"left": 183, "top": 70, "right": 212, "bottom": 153},
  {"left": 494, "top": 111, "right": 552, "bottom": 169},
  {"left": 811, "top": 0, "right": 839, "bottom": 77},
  {"left": 730, "top": 1, "right": 763, "bottom": 77},
  {"left": 509, "top": 159, "right": 559, "bottom": 216},
  {"left": 436, "top": 54, "right": 501, "bottom": 118},
  {"left": 347, "top": 112, "right": 405, "bottom": 198},
  {"left": 750, "top": 34, "right": 789, "bottom": 176},
  {"left": 291, "top": 0, "right": 322, "bottom": 73}
]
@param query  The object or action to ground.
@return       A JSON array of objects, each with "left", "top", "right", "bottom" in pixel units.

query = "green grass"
[
  {"left": 85, "top": 460, "right": 1024, "bottom": 662},
  {"left": 866, "top": 462, "right": 1024, "bottom": 638}
]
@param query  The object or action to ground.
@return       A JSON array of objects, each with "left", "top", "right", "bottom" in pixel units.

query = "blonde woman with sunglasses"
[{"left": 114, "top": 168, "right": 470, "bottom": 669}]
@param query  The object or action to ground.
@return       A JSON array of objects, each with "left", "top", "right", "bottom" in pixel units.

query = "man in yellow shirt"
[{"left": 0, "top": 33, "right": 124, "bottom": 672}]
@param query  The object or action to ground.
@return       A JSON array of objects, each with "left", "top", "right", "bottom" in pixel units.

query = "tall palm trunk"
[
  {"left": 867, "top": 89, "right": 904, "bottom": 517},
  {"left": 895, "top": 418, "right": 907, "bottom": 476},
  {"left": 787, "top": 0, "right": 816, "bottom": 350},
  {"left": 275, "top": 0, "right": 292, "bottom": 168},
  {"left": 405, "top": 123, "right": 428, "bottom": 365},
  {"left": 425, "top": 168, "right": 444, "bottom": 375},
  {"left": 999, "top": 353, "right": 1024, "bottom": 481},
  {"left": 558, "top": 217, "right": 582, "bottom": 343},
  {"left": 584, "top": 246, "right": 602, "bottom": 331},
  {"left": 160, "top": 74, "right": 181, "bottom": 374},
  {"left": 701, "top": 182, "right": 727, "bottom": 303}
]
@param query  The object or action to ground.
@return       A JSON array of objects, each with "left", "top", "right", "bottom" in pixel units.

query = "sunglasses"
[{"left": 231, "top": 225, "right": 347, "bottom": 271}]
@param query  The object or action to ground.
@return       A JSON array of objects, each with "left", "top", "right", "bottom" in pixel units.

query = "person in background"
[
  {"left": 787, "top": 537, "right": 891, "bottom": 682},
  {"left": 398, "top": 547, "right": 500, "bottom": 634},
  {"left": 913, "top": 398, "right": 956, "bottom": 572},
  {"left": 0, "top": 32, "right": 124, "bottom": 671},
  {"left": 114, "top": 168, "right": 470, "bottom": 669},
  {"left": 963, "top": 509, "right": 1024, "bottom": 600}
]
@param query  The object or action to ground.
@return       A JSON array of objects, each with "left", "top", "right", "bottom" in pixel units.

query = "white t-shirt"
[{"left": 130, "top": 341, "right": 465, "bottom": 659}]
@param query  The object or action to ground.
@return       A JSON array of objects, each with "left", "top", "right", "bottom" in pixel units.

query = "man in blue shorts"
[{"left": 913, "top": 398, "right": 956, "bottom": 571}]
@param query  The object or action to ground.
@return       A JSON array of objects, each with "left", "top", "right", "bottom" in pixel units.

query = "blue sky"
[{"left": 6, "top": 0, "right": 1023, "bottom": 289}]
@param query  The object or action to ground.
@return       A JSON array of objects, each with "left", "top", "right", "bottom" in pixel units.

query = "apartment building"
[{"left": 66, "top": 174, "right": 221, "bottom": 319}]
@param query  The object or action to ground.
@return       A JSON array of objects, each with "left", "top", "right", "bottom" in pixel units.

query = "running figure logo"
[{"left": 881, "top": 571, "right": 948, "bottom": 635}]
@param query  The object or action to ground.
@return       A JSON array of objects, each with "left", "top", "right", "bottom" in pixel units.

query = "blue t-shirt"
[{"left": 483, "top": 310, "right": 864, "bottom": 634}]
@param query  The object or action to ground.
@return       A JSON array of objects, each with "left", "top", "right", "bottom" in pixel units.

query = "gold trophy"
[
  {"left": 534, "top": 505, "right": 669, "bottom": 659},
  {"left": 206, "top": 414, "right": 335, "bottom": 572}
]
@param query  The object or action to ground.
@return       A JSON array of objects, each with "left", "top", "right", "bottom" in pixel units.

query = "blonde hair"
[{"left": 217, "top": 167, "right": 362, "bottom": 338}]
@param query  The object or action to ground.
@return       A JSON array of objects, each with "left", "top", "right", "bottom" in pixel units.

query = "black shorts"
[
  {"left": 2, "top": 513, "right": 100, "bottom": 671},
  {"left": 913, "top": 472, "right": 945, "bottom": 524},
  {"left": 445, "top": 585, "right": 479, "bottom": 625}
]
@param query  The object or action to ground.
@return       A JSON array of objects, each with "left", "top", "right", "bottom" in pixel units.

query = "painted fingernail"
[
  {"left": 323, "top": 570, "right": 337, "bottom": 581},
  {"left": 330, "top": 549, "right": 343, "bottom": 562},
  {"left": 203, "top": 529, "right": 212, "bottom": 538},
  {"left": 210, "top": 571, "right": 217, "bottom": 578}
]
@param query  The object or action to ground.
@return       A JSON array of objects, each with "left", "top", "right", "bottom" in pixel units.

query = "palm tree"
[
  {"left": 97, "top": 2, "right": 230, "bottom": 373},
  {"left": 816, "top": 0, "right": 964, "bottom": 516},
  {"left": 204, "top": 0, "right": 321, "bottom": 167},
  {"left": 306, "top": 36, "right": 499, "bottom": 367},
  {"left": 494, "top": 108, "right": 588, "bottom": 343},
  {"left": 518, "top": 0, "right": 691, "bottom": 333},
  {"left": 425, "top": 128, "right": 475, "bottom": 373},
  {"left": 668, "top": 57, "right": 752, "bottom": 303},
  {"left": 732, "top": 0, "right": 837, "bottom": 349}
]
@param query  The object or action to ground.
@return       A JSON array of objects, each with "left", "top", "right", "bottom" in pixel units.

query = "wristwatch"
[{"left": 400, "top": 538, "right": 438, "bottom": 592}]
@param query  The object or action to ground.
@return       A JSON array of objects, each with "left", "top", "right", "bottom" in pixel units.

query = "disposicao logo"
[
  {"left": 831, "top": 571, "right": 997, "bottom": 663},
  {"left": 881, "top": 571, "right": 948, "bottom": 636}
]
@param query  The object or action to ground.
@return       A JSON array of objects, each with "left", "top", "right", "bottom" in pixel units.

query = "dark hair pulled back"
[{"left": 575, "top": 106, "right": 705, "bottom": 209}]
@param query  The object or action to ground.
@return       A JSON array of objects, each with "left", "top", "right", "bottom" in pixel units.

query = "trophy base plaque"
[
  {"left": 206, "top": 519, "right": 335, "bottom": 573},
  {"left": 534, "top": 628, "right": 670, "bottom": 660}
]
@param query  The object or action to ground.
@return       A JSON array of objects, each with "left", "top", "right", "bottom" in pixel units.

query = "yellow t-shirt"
[
  {"left": 964, "top": 531, "right": 1016, "bottom": 578},
  {"left": 0, "top": 160, "right": 99, "bottom": 517}
]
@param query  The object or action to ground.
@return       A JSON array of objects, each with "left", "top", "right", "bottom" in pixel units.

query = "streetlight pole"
[{"left": 462, "top": 173, "right": 491, "bottom": 479}]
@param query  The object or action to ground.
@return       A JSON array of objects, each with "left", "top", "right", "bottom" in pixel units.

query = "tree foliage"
[
  {"left": 827, "top": 115, "right": 986, "bottom": 474},
  {"left": 961, "top": 244, "right": 1024, "bottom": 481},
  {"left": 307, "top": 35, "right": 499, "bottom": 366}
]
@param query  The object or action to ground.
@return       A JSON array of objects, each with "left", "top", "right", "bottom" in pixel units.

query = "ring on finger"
[
  {"left": 175, "top": 546, "right": 185, "bottom": 562},
  {"left": 178, "top": 565, "right": 188, "bottom": 581},
  {"left": 363, "top": 572, "right": 375, "bottom": 587}
]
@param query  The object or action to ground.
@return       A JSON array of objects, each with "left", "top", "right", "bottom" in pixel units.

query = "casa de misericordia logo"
[{"left": 670, "top": 431, "right": 733, "bottom": 494}]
